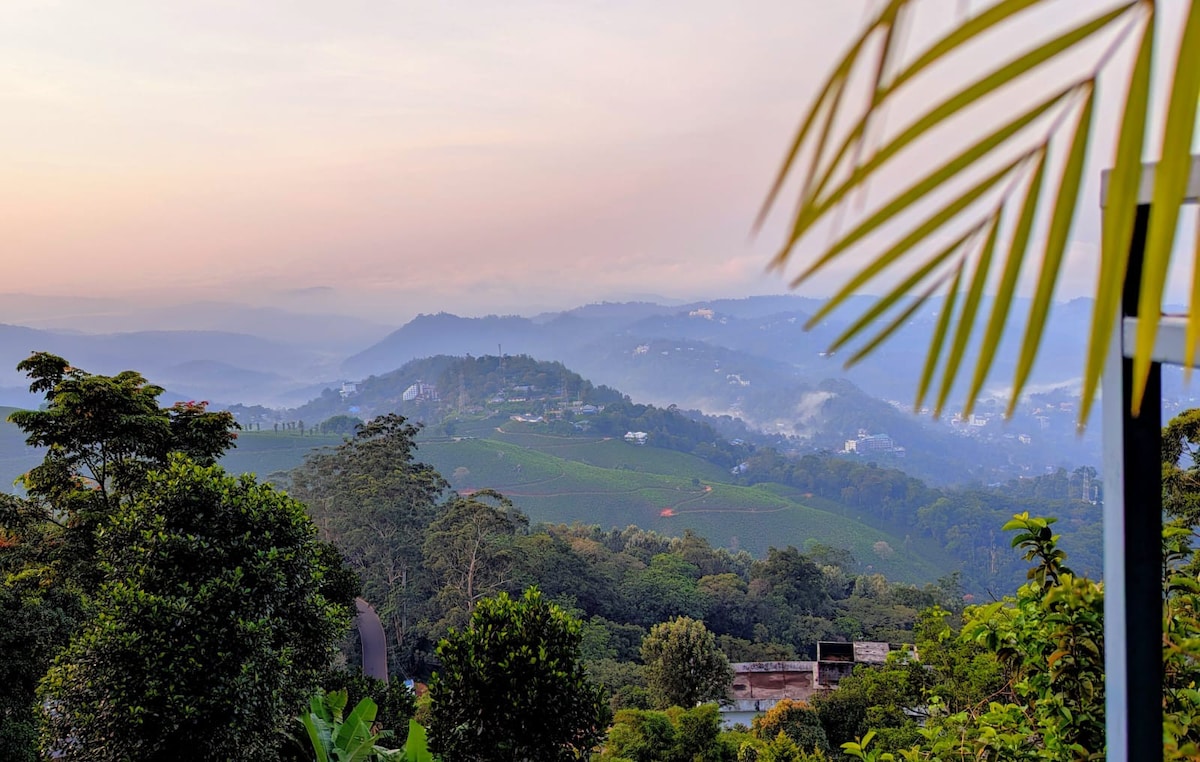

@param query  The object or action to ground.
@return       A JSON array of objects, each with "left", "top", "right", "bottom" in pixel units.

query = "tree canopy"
[
  {"left": 428, "top": 587, "right": 609, "bottom": 761},
  {"left": 39, "top": 458, "right": 354, "bottom": 761},
  {"left": 0, "top": 355, "right": 353, "bottom": 761},
  {"left": 640, "top": 616, "right": 732, "bottom": 710}
]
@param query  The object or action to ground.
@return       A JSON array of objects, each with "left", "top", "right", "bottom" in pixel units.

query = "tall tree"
[
  {"left": 0, "top": 355, "right": 240, "bottom": 758},
  {"left": 290, "top": 414, "right": 448, "bottom": 668},
  {"left": 424, "top": 489, "right": 528, "bottom": 630},
  {"left": 10, "top": 352, "right": 237, "bottom": 513},
  {"left": 428, "top": 587, "right": 609, "bottom": 761},
  {"left": 38, "top": 457, "right": 354, "bottom": 762}
]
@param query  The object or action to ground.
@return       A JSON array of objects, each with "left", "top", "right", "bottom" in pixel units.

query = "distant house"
[
  {"left": 402, "top": 381, "right": 439, "bottom": 402},
  {"left": 623, "top": 431, "right": 648, "bottom": 445},
  {"left": 815, "top": 641, "right": 890, "bottom": 688},
  {"left": 509, "top": 414, "right": 544, "bottom": 423},
  {"left": 339, "top": 382, "right": 358, "bottom": 399},
  {"left": 856, "top": 434, "right": 895, "bottom": 453}
]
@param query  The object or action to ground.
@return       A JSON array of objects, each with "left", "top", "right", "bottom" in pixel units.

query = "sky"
[{"left": 1, "top": 1, "right": 1194, "bottom": 323}]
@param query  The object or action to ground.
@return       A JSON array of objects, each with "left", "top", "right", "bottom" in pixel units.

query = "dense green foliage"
[
  {"left": 297, "top": 689, "right": 402, "bottom": 762},
  {"left": 2, "top": 353, "right": 1140, "bottom": 760},
  {"left": 290, "top": 415, "right": 449, "bottom": 674},
  {"left": 641, "top": 616, "right": 733, "bottom": 709},
  {"left": 428, "top": 588, "right": 609, "bottom": 761},
  {"left": 282, "top": 411, "right": 962, "bottom": 712},
  {"left": 0, "top": 355, "right": 354, "bottom": 760},
  {"left": 38, "top": 458, "right": 353, "bottom": 761},
  {"left": 199, "top": 358, "right": 1111, "bottom": 594},
  {"left": 600, "top": 704, "right": 729, "bottom": 762},
  {"left": 824, "top": 409, "right": 1200, "bottom": 761},
  {"left": 752, "top": 700, "right": 829, "bottom": 756}
]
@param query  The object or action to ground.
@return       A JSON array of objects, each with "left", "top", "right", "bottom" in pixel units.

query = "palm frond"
[
  {"left": 761, "top": 0, "right": 1199, "bottom": 424},
  {"left": 1078, "top": 5, "right": 1154, "bottom": 424},
  {"left": 1132, "top": 0, "right": 1200, "bottom": 412}
]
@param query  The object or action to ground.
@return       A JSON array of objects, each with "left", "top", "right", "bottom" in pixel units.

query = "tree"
[
  {"left": 423, "top": 489, "right": 528, "bottom": 630},
  {"left": 290, "top": 414, "right": 448, "bottom": 671},
  {"left": 618, "top": 553, "right": 708, "bottom": 626},
  {"left": 752, "top": 699, "right": 829, "bottom": 756},
  {"left": 319, "top": 414, "right": 364, "bottom": 435},
  {"left": 9, "top": 353, "right": 237, "bottom": 515},
  {"left": 1163, "top": 408, "right": 1200, "bottom": 525},
  {"left": 8, "top": 353, "right": 237, "bottom": 589},
  {"left": 641, "top": 616, "right": 733, "bottom": 709},
  {"left": 37, "top": 457, "right": 354, "bottom": 761},
  {"left": 0, "top": 355, "right": 241, "bottom": 759},
  {"left": 0, "top": 537, "right": 79, "bottom": 762},
  {"left": 759, "top": 732, "right": 805, "bottom": 762},
  {"left": 427, "top": 587, "right": 609, "bottom": 761},
  {"left": 600, "top": 704, "right": 729, "bottom": 762},
  {"left": 761, "top": 1, "right": 1199, "bottom": 424}
]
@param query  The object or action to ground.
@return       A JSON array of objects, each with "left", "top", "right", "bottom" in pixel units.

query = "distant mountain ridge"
[
  {"left": 0, "top": 293, "right": 1103, "bottom": 481},
  {"left": 342, "top": 295, "right": 1096, "bottom": 403},
  {"left": 0, "top": 324, "right": 338, "bottom": 407}
]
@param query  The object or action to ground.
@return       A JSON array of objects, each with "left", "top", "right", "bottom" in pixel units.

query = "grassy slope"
[
  {"left": 220, "top": 430, "right": 345, "bottom": 479},
  {"left": 0, "top": 407, "right": 40, "bottom": 492},
  {"left": 0, "top": 414, "right": 949, "bottom": 584},
  {"left": 414, "top": 424, "right": 947, "bottom": 583}
]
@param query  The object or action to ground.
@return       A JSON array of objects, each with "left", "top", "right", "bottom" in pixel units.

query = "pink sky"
[{"left": 1, "top": 1, "right": 1192, "bottom": 321}]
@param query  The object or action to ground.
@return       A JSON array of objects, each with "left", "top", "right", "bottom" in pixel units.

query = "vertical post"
[{"left": 1104, "top": 204, "right": 1161, "bottom": 761}]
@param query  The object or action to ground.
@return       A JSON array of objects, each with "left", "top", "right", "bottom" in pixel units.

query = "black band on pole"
[{"left": 1120, "top": 204, "right": 1162, "bottom": 761}]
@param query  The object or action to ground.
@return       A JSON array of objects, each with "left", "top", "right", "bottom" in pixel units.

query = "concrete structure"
[
  {"left": 401, "top": 381, "right": 439, "bottom": 402},
  {"left": 724, "top": 661, "right": 818, "bottom": 727},
  {"left": 721, "top": 642, "right": 894, "bottom": 727}
]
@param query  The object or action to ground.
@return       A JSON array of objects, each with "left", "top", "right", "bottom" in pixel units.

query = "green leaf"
[
  {"left": 1133, "top": 0, "right": 1200, "bottom": 411},
  {"left": 300, "top": 713, "right": 330, "bottom": 762},
  {"left": 937, "top": 210, "right": 1002, "bottom": 416},
  {"left": 885, "top": 0, "right": 1045, "bottom": 95},
  {"left": 1161, "top": 2, "right": 1200, "bottom": 384},
  {"left": 801, "top": 81, "right": 1077, "bottom": 270},
  {"left": 830, "top": 222, "right": 985, "bottom": 353},
  {"left": 965, "top": 149, "right": 1047, "bottom": 416},
  {"left": 402, "top": 720, "right": 434, "bottom": 762},
  {"left": 786, "top": 2, "right": 1133, "bottom": 250},
  {"left": 1009, "top": 85, "right": 1094, "bottom": 417},
  {"left": 801, "top": 154, "right": 1024, "bottom": 314},
  {"left": 850, "top": 2, "right": 911, "bottom": 205},
  {"left": 917, "top": 261, "right": 965, "bottom": 412},
  {"left": 345, "top": 733, "right": 386, "bottom": 762},
  {"left": 757, "top": 0, "right": 906, "bottom": 235},
  {"left": 1080, "top": 5, "right": 1154, "bottom": 425},
  {"left": 844, "top": 267, "right": 957, "bottom": 370}
]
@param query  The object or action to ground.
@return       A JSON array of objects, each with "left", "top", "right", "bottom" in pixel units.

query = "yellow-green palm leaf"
[{"left": 764, "top": 0, "right": 1197, "bottom": 426}]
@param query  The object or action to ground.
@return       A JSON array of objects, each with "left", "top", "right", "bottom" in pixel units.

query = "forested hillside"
[
  {"left": 285, "top": 414, "right": 966, "bottom": 685},
  {"left": 1, "top": 353, "right": 1104, "bottom": 594}
]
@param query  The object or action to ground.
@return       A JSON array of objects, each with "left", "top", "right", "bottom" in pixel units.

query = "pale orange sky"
[{"left": 0, "top": 1, "right": 1192, "bottom": 321}]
